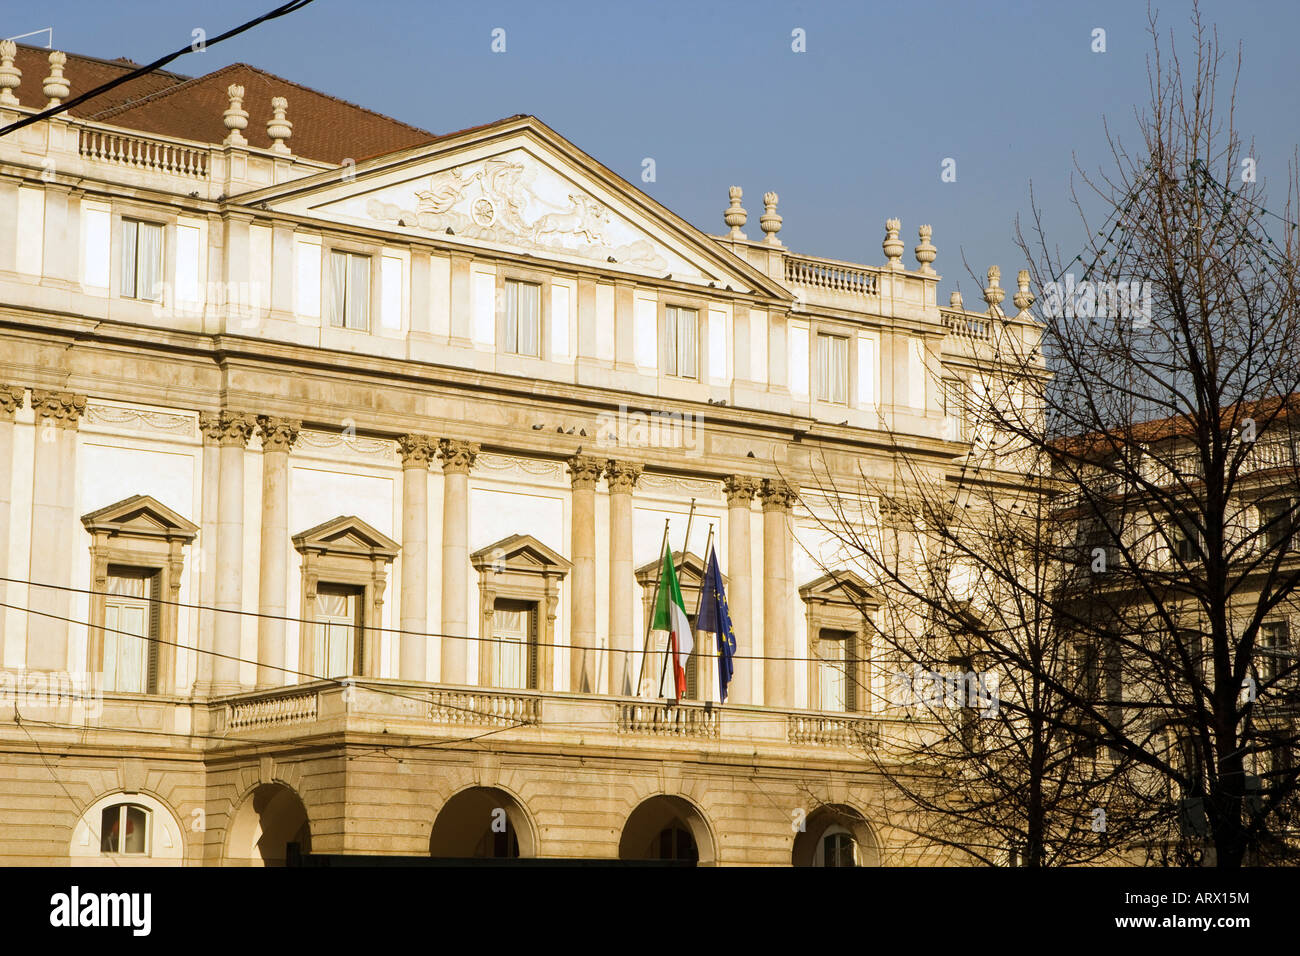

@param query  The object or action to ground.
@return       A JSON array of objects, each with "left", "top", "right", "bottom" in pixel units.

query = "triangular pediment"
[
  {"left": 471, "top": 533, "right": 570, "bottom": 574},
  {"left": 238, "top": 117, "right": 790, "bottom": 297},
  {"left": 634, "top": 550, "right": 723, "bottom": 587},
  {"left": 81, "top": 495, "right": 198, "bottom": 542},
  {"left": 293, "top": 515, "right": 399, "bottom": 559},
  {"left": 799, "top": 570, "right": 880, "bottom": 607}
]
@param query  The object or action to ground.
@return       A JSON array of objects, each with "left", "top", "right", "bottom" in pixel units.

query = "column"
[
  {"left": 761, "top": 478, "right": 797, "bottom": 708},
  {"left": 212, "top": 411, "right": 255, "bottom": 694},
  {"left": 0, "top": 387, "right": 24, "bottom": 653},
  {"left": 26, "top": 390, "right": 85, "bottom": 672},
  {"left": 605, "top": 459, "right": 641, "bottom": 696},
  {"left": 567, "top": 455, "right": 602, "bottom": 693},
  {"left": 398, "top": 434, "right": 435, "bottom": 681},
  {"left": 438, "top": 438, "right": 478, "bottom": 685},
  {"left": 194, "top": 414, "right": 223, "bottom": 693},
  {"left": 255, "top": 416, "right": 299, "bottom": 688},
  {"left": 723, "top": 475, "right": 759, "bottom": 705}
]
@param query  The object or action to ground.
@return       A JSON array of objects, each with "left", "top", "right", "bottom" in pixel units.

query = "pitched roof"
[{"left": 10, "top": 45, "right": 435, "bottom": 164}]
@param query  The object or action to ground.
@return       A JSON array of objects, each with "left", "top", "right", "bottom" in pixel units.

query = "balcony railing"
[
  {"left": 787, "top": 713, "right": 878, "bottom": 748},
  {"left": 78, "top": 126, "right": 210, "bottom": 179},
  {"left": 617, "top": 701, "right": 720, "bottom": 738},
  {"left": 429, "top": 688, "right": 541, "bottom": 727},
  {"left": 784, "top": 253, "right": 880, "bottom": 297},
  {"left": 942, "top": 309, "right": 992, "bottom": 341},
  {"left": 225, "top": 688, "right": 318, "bottom": 731}
]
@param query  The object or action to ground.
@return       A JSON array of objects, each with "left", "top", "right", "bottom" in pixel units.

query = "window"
[
  {"left": 1258, "top": 619, "right": 1292, "bottom": 684},
  {"left": 103, "top": 568, "right": 160, "bottom": 694},
  {"left": 314, "top": 585, "right": 362, "bottom": 679},
  {"left": 328, "top": 250, "right": 370, "bottom": 330},
  {"left": 1258, "top": 498, "right": 1295, "bottom": 551},
  {"left": 814, "top": 826, "right": 858, "bottom": 867},
  {"left": 654, "top": 823, "right": 698, "bottom": 862},
  {"left": 503, "top": 279, "right": 540, "bottom": 356},
  {"left": 100, "top": 803, "right": 149, "bottom": 855},
  {"left": 818, "top": 628, "right": 858, "bottom": 712},
  {"left": 120, "top": 219, "right": 163, "bottom": 301},
  {"left": 492, "top": 600, "right": 539, "bottom": 690},
  {"left": 816, "top": 332, "right": 849, "bottom": 405},
  {"left": 664, "top": 306, "right": 698, "bottom": 379},
  {"left": 1171, "top": 519, "right": 1200, "bottom": 564}
]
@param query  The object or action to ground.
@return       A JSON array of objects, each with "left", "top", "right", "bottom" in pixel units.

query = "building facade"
[{"left": 0, "top": 42, "right": 1038, "bottom": 864}]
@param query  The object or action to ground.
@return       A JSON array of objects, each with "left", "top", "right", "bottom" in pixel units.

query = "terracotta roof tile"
[{"left": 11, "top": 43, "right": 190, "bottom": 117}]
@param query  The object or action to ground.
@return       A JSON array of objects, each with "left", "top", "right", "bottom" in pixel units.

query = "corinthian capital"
[
  {"left": 603, "top": 459, "right": 642, "bottom": 494},
  {"left": 0, "top": 385, "right": 24, "bottom": 421},
  {"left": 760, "top": 478, "right": 798, "bottom": 512},
  {"left": 723, "top": 474, "right": 761, "bottom": 505},
  {"left": 201, "top": 411, "right": 257, "bottom": 447},
  {"left": 30, "top": 390, "right": 87, "bottom": 429},
  {"left": 567, "top": 454, "right": 603, "bottom": 490},
  {"left": 398, "top": 433, "right": 437, "bottom": 468},
  {"left": 257, "top": 416, "right": 301, "bottom": 454},
  {"left": 437, "top": 438, "right": 480, "bottom": 474}
]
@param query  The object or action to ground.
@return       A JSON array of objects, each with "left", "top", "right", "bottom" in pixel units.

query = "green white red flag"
[{"left": 651, "top": 543, "right": 694, "bottom": 699}]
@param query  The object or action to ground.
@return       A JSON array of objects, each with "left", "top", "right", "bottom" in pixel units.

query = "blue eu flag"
[{"left": 695, "top": 545, "right": 737, "bottom": 703}]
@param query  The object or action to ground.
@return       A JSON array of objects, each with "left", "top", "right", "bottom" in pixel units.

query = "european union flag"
[{"left": 695, "top": 545, "right": 737, "bottom": 703}]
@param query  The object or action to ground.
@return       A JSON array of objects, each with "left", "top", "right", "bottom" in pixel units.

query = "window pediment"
[
  {"left": 471, "top": 534, "right": 571, "bottom": 577},
  {"left": 81, "top": 495, "right": 198, "bottom": 544},
  {"left": 798, "top": 570, "right": 880, "bottom": 610},
  {"left": 292, "top": 515, "right": 399, "bottom": 561}
]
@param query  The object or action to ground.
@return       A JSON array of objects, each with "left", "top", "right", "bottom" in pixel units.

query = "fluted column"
[
  {"left": 724, "top": 475, "right": 760, "bottom": 705},
  {"left": 27, "top": 390, "right": 85, "bottom": 672},
  {"left": 195, "top": 414, "right": 223, "bottom": 694},
  {"left": 398, "top": 434, "right": 435, "bottom": 681},
  {"left": 567, "top": 455, "right": 602, "bottom": 693},
  {"left": 761, "top": 478, "right": 797, "bottom": 708},
  {"left": 605, "top": 459, "right": 641, "bottom": 696},
  {"left": 0, "top": 387, "right": 24, "bottom": 654},
  {"left": 212, "top": 411, "right": 256, "bottom": 694},
  {"left": 255, "top": 416, "right": 299, "bottom": 688},
  {"left": 438, "top": 438, "right": 478, "bottom": 685}
]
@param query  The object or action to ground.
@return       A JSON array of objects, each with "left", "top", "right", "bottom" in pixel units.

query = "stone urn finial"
[
  {"left": 949, "top": 290, "right": 963, "bottom": 309},
  {"left": 42, "top": 51, "right": 69, "bottom": 108},
  {"left": 0, "top": 40, "right": 21, "bottom": 107},
  {"left": 760, "top": 191, "right": 782, "bottom": 246},
  {"left": 914, "top": 224, "right": 937, "bottom": 274},
  {"left": 983, "top": 265, "right": 1005, "bottom": 315},
  {"left": 266, "top": 96, "right": 292, "bottom": 154},
  {"left": 1013, "top": 269, "right": 1035, "bottom": 313},
  {"left": 883, "top": 218, "right": 903, "bottom": 269},
  {"left": 724, "top": 185, "right": 748, "bottom": 240},
  {"left": 223, "top": 84, "right": 249, "bottom": 147}
]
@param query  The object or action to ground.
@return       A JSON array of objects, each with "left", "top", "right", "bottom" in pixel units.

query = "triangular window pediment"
[
  {"left": 293, "top": 515, "right": 399, "bottom": 560},
  {"left": 471, "top": 534, "right": 570, "bottom": 575},
  {"left": 81, "top": 495, "right": 198, "bottom": 543}
]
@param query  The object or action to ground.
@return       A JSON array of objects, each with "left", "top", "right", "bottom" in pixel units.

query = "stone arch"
[
  {"left": 618, "top": 794, "right": 717, "bottom": 865},
  {"left": 428, "top": 784, "right": 538, "bottom": 859},
  {"left": 224, "top": 782, "right": 312, "bottom": 866},
  {"left": 70, "top": 789, "right": 186, "bottom": 866},
  {"left": 791, "top": 802, "right": 880, "bottom": 866}
]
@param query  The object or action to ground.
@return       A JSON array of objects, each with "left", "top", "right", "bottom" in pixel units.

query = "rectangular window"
[
  {"left": 120, "top": 219, "right": 164, "bottom": 301},
  {"left": 493, "top": 600, "right": 538, "bottom": 689},
  {"left": 503, "top": 279, "right": 540, "bottom": 356},
  {"left": 327, "top": 250, "right": 370, "bottom": 330},
  {"left": 816, "top": 333, "right": 849, "bottom": 405},
  {"left": 819, "top": 629, "right": 857, "bottom": 712},
  {"left": 664, "top": 306, "right": 698, "bottom": 379},
  {"left": 103, "top": 568, "right": 160, "bottom": 694},
  {"left": 315, "top": 585, "right": 362, "bottom": 678},
  {"left": 1258, "top": 498, "right": 1295, "bottom": 551},
  {"left": 1259, "top": 620, "right": 1292, "bottom": 684}
]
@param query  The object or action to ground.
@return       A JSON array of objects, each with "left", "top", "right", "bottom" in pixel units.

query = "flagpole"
[
  {"left": 658, "top": 498, "right": 696, "bottom": 700},
  {"left": 634, "top": 520, "right": 671, "bottom": 697},
  {"left": 695, "top": 523, "right": 715, "bottom": 702}
]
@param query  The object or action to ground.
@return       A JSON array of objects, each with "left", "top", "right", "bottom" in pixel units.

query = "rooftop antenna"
[{"left": 5, "top": 28, "right": 53, "bottom": 48}]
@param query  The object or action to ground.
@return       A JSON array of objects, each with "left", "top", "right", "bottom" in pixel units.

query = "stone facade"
[{"left": 0, "top": 43, "right": 1036, "bottom": 864}]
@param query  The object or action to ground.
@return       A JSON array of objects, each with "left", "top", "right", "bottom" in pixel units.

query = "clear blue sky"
[{"left": 15, "top": 0, "right": 1300, "bottom": 302}]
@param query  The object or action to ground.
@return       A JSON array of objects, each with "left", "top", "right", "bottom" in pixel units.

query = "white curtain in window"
[
  {"left": 816, "top": 334, "right": 830, "bottom": 401},
  {"left": 831, "top": 335, "right": 847, "bottom": 403},
  {"left": 120, "top": 219, "right": 138, "bottom": 298},
  {"left": 679, "top": 309, "right": 697, "bottom": 379},
  {"left": 494, "top": 609, "right": 527, "bottom": 689},
  {"left": 137, "top": 222, "right": 163, "bottom": 302},
  {"left": 664, "top": 307, "right": 678, "bottom": 376},
  {"left": 820, "top": 643, "right": 846, "bottom": 712},
  {"left": 517, "top": 282, "right": 539, "bottom": 356},
  {"left": 328, "top": 252, "right": 347, "bottom": 328},
  {"left": 315, "top": 590, "right": 356, "bottom": 677},
  {"left": 504, "top": 280, "right": 518, "bottom": 352},
  {"left": 347, "top": 254, "right": 369, "bottom": 330}
]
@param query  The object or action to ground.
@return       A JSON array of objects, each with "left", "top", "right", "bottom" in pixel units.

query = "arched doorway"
[
  {"left": 791, "top": 804, "right": 880, "bottom": 867},
  {"left": 619, "top": 795, "right": 715, "bottom": 864},
  {"left": 225, "top": 783, "right": 311, "bottom": 867},
  {"left": 428, "top": 786, "right": 536, "bottom": 859}
]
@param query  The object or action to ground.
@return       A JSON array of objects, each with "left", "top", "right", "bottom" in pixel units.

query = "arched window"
[
  {"left": 813, "top": 824, "right": 858, "bottom": 867},
  {"left": 100, "top": 803, "right": 150, "bottom": 855}
]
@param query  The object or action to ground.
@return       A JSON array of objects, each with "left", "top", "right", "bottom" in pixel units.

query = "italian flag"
[{"left": 652, "top": 545, "right": 694, "bottom": 699}]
